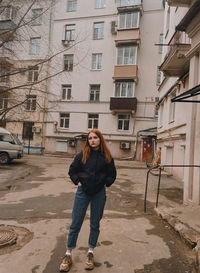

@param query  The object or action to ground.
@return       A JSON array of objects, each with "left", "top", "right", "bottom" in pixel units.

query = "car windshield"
[{"left": 12, "top": 134, "right": 22, "bottom": 145}]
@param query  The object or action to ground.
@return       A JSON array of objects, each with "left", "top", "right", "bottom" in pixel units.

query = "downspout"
[{"left": 41, "top": 0, "right": 55, "bottom": 153}]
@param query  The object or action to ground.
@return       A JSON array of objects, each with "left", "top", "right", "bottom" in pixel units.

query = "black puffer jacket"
[{"left": 68, "top": 149, "right": 117, "bottom": 195}]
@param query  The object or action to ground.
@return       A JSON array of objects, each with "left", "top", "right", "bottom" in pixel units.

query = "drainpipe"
[{"left": 41, "top": 0, "right": 55, "bottom": 154}]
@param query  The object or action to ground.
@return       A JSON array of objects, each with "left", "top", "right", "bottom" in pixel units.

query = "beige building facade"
[
  {"left": 158, "top": 0, "right": 200, "bottom": 204},
  {"left": 0, "top": 0, "right": 54, "bottom": 154},
  {"left": 45, "top": 0, "right": 164, "bottom": 160}
]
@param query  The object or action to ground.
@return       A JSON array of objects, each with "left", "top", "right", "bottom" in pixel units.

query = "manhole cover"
[{"left": 0, "top": 227, "right": 17, "bottom": 247}]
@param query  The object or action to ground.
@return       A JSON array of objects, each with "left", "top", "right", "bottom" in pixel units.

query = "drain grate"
[{"left": 0, "top": 226, "right": 17, "bottom": 247}]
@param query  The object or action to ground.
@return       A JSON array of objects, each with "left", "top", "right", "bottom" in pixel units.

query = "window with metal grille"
[
  {"left": 26, "top": 95, "right": 36, "bottom": 111},
  {"left": 22, "top": 122, "right": 34, "bottom": 140},
  {"left": 88, "top": 114, "right": 99, "bottom": 129},
  {"left": 93, "top": 22, "right": 104, "bottom": 39},
  {"left": 64, "top": 55, "right": 74, "bottom": 71},
  {"left": 60, "top": 113, "right": 70, "bottom": 128},
  {"left": 89, "top": 85, "right": 100, "bottom": 101},
  {"left": 118, "top": 114, "right": 130, "bottom": 130}
]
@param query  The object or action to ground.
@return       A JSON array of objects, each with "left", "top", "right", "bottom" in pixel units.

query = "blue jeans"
[{"left": 67, "top": 186, "right": 106, "bottom": 249}]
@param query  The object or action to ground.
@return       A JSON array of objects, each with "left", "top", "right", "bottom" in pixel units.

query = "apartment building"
[
  {"left": 0, "top": 0, "right": 54, "bottom": 153},
  {"left": 158, "top": 0, "right": 200, "bottom": 204},
  {"left": 45, "top": 0, "right": 164, "bottom": 160}
]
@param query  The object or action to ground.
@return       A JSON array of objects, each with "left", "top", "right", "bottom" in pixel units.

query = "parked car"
[{"left": 0, "top": 127, "right": 23, "bottom": 164}]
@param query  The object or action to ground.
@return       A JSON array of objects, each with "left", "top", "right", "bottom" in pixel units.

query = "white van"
[{"left": 0, "top": 127, "right": 23, "bottom": 164}]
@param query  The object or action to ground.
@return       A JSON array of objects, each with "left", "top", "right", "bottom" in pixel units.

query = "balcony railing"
[
  {"left": 113, "top": 65, "right": 138, "bottom": 80},
  {"left": 160, "top": 31, "right": 191, "bottom": 77},
  {"left": 110, "top": 97, "right": 137, "bottom": 113},
  {"left": 167, "top": 0, "right": 192, "bottom": 7}
]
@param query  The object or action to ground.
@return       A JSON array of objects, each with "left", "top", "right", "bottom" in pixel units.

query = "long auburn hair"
[{"left": 82, "top": 129, "right": 112, "bottom": 164}]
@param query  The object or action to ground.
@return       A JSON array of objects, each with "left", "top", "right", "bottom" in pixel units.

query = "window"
[
  {"left": 89, "top": 85, "right": 100, "bottom": 101},
  {"left": 22, "top": 122, "right": 34, "bottom": 140},
  {"left": 91, "top": 53, "right": 102, "bottom": 70},
  {"left": 64, "top": 55, "right": 73, "bottom": 71},
  {"left": 159, "top": 33, "right": 164, "bottom": 53},
  {"left": 157, "top": 67, "right": 161, "bottom": 85},
  {"left": 115, "top": 81, "right": 135, "bottom": 97},
  {"left": 28, "top": 66, "right": 39, "bottom": 82},
  {"left": 62, "top": 85, "right": 72, "bottom": 100},
  {"left": 118, "top": 12, "right": 140, "bottom": 29},
  {"left": 26, "top": 95, "right": 37, "bottom": 111},
  {"left": 117, "top": 45, "right": 137, "bottom": 65},
  {"left": 95, "top": 0, "right": 105, "bottom": 9},
  {"left": 169, "top": 92, "right": 176, "bottom": 123},
  {"left": 2, "top": 41, "right": 12, "bottom": 57},
  {"left": 120, "top": 0, "right": 141, "bottom": 6},
  {"left": 159, "top": 103, "right": 163, "bottom": 127},
  {"left": 60, "top": 113, "right": 70, "bottom": 128},
  {"left": 88, "top": 114, "right": 99, "bottom": 129},
  {"left": 65, "top": 24, "right": 75, "bottom": 41},
  {"left": 67, "top": 0, "right": 77, "bottom": 12},
  {"left": 0, "top": 6, "right": 13, "bottom": 21},
  {"left": 32, "top": 9, "right": 43, "bottom": 25},
  {"left": 118, "top": 114, "right": 130, "bottom": 130},
  {"left": 0, "top": 65, "right": 10, "bottom": 82},
  {"left": 30, "top": 38, "right": 40, "bottom": 54},
  {"left": 93, "top": 22, "right": 104, "bottom": 39},
  {"left": 0, "top": 94, "right": 8, "bottom": 109}
]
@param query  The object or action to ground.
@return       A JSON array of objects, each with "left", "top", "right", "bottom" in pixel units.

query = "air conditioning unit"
[
  {"left": 68, "top": 139, "right": 76, "bottom": 147},
  {"left": 120, "top": 142, "right": 131, "bottom": 150},
  {"left": 62, "top": 40, "right": 70, "bottom": 47},
  {"left": 111, "top": 21, "right": 117, "bottom": 35},
  {"left": 32, "top": 126, "right": 41, "bottom": 133}
]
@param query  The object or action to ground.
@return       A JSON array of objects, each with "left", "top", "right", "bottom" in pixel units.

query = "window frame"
[
  {"left": 65, "top": 24, "right": 75, "bottom": 41},
  {"left": 93, "top": 22, "right": 104, "bottom": 40},
  {"left": 64, "top": 54, "right": 74, "bottom": 71},
  {"left": 91, "top": 53, "right": 102, "bottom": 70},
  {"left": 115, "top": 81, "right": 135, "bottom": 97},
  {"left": 0, "top": 6, "right": 13, "bottom": 21},
  {"left": 0, "top": 94, "right": 8, "bottom": 110},
  {"left": 61, "top": 84, "right": 72, "bottom": 100},
  {"left": 118, "top": 11, "right": 140, "bottom": 30},
  {"left": 30, "top": 37, "right": 41, "bottom": 55},
  {"left": 120, "top": 0, "right": 141, "bottom": 7},
  {"left": 117, "top": 45, "right": 137, "bottom": 65},
  {"left": 89, "top": 85, "right": 100, "bottom": 102},
  {"left": 25, "top": 95, "right": 37, "bottom": 111},
  {"left": 27, "top": 66, "right": 39, "bottom": 82},
  {"left": 67, "top": 0, "right": 77, "bottom": 12},
  {"left": 95, "top": 0, "right": 105, "bottom": 9},
  {"left": 32, "top": 8, "right": 43, "bottom": 26},
  {"left": 60, "top": 113, "right": 70, "bottom": 129},
  {"left": 88, "top": 114, "right": 99, "bottom": 129},
  {"left": 118, "top": 114, "right": 130, "bottom": 131}
]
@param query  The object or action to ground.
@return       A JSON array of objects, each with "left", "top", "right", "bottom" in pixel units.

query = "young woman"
[{"left": 60, "top": 129, "right": 117, "bottom": 272}]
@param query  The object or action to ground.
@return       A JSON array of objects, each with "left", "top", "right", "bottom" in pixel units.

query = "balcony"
[
  {"left": 160, "top": 31, "right": 191, "bottom": 77},
  {"left": 110, "top": 97, "right": 137, "bottom": 114},
  {"left": 115, "top": 29, "right": 140, "bottom": 45},
  {"left": 118, "top": 0, "right": 143, "bottom": 12},
  {"left": 113, "top": 65, "right": 138, "bottom": 80},
  {"left": 167, "top": 0, "right": 192, "bottom": 7},
  {"left": 0, "top": 47, "right": 14, "bottom": 66}
]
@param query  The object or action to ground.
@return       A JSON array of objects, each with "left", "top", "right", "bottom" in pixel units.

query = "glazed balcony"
[
  {"left": 110, "top": 97, "right": 137, "bottom": 114},
  {"left": 167, "top": 0, "right": 192, "bottom": 7},
  {"left": 113, "top": 65, "right": 138, "bottom": 80},
  {"left": 0, "top": 6, "right": 17, "bottom": 40},
  {"left": 115, "top": 29, "right": 140, "bottom": 45},
  {"left": 160, "top": 31, "right": 191, "bottom": 77},
  {"left": 118, "top": 0, "right": 143, "bottom": 12}
]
